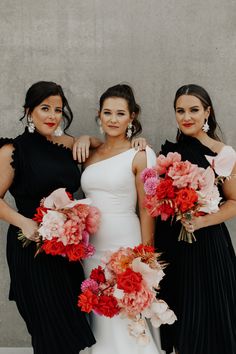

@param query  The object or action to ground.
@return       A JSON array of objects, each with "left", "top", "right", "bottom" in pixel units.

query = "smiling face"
[
  {"left": 175, "top": 95, "right": 210, "bottom": 139},
  {"left": 99, "top": 97, "right": 133, "bottom": 139},
  {"left": 30, "top": 95, "right": 63, "bottom": 137}
]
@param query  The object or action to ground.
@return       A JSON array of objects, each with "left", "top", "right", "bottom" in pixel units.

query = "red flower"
[
  {"left": 66, "top": 243, "right": 86, "bottom": 262},
  {"left": 33, "top": 206, "right": 48, "bottom": 223},
  {"left": 90, "top": 266, "right": 106, "bottom": 283},
  {"left": 158, "top": 202, "right": 175, "bottom": 221},
  {"left": 41, "top": 238, "right": 65, "bottom": 256},
  {"left": 175, "top": 187, "right": 198, "bottom": 213},
  {"left": 156, "top": 179, "right": 176, "bottom": 199},
  {"left": 78, "top": 289, "right": 99, "bottom": 313},
  {"left": 117, "top": 268, "right": 143, "bottom": 293},
  {"left": 133, "top": 244, "right": 155, "bottom": 254},
  {"left": 94, "top": 295, "right": 119, "bottom": 317}
]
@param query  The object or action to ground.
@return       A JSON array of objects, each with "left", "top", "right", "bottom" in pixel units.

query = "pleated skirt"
[
  {"left": 155, "top": 222, "right": 236, "bottom": 354},
  {"left": 6, "top": 225, "right": 96, "bottom": 354}
]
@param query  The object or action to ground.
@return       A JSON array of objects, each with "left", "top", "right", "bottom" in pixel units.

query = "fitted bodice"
[
  {"left": 0, "top": 129, "right": 81, "bottom": 217},
  {"left": 82, "top": 149, "right": 138, "bottom": 215},
  {"left": 81, "top": 147, "right": 156, "bottom": 215}
]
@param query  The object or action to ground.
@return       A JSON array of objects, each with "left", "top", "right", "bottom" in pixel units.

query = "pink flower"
[
  {"left": 144, "top": 177, "right": 159, "bottom": 196},
  {"left": 86, "top": 206, "right": 101, "bottom": 234},
  {"left": 81, "top": 279, "right": 99, "bottom": 293},
  {"left": 107, "top": 247, "right": 135, "bottom": 275},
  {"left": 140, "top": 168, "right": 157, "bottom": 183},
  {"left": 84, "top": 243, "right": 96, "bottom": 258},
  {"left": 168, "top": 160, "right": 203, "bottom": 189},
  {"left": 155, "top": 152, "right": 181, "bottom": 175},
  {"left": 38, "top": 210, "right": 66, "bottom": 240},
  {"left": 118, "top": 283, "right": 155, "bottom": 317},
  {"left": 43, "top": 188, "right": 72, "bottom": 209}
]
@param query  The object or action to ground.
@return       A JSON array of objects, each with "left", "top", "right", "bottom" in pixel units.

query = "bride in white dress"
[{"left": 81, "top": 84, "right": 161, "bottom": 354}]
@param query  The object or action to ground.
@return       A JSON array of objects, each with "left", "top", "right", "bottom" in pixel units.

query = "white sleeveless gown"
[{"left": 81, "top": 147, "right": 161, "bottom": 354}]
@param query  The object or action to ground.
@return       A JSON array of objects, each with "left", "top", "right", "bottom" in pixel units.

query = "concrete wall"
[{"left": 0, "top": 0, "right": 235, "bottom": 346}]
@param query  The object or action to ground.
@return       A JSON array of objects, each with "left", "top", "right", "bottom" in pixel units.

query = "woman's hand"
[
  {"left": 20, "top": 218, "right": 40, "bottom": 242},
  {"left": 73, "top": 135, "right": 90, "bottom": 163},
  {"left": 131, "top": 137, "right": 148, "bottom": 151},
  {"left": 181, "top": 215, "right": 205, "bottom": 233}
]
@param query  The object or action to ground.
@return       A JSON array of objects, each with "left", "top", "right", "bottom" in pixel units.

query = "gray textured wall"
[{"left": 0, "top": 0, "right": 236, "bottom": 347}]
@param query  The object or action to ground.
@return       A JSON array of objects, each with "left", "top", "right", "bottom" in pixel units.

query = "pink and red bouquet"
[
  {"left": 19, "top": 188, "right": 100, "bottom": 261},
  {"left": 141, "top": 152, "right": 222, "bottom": 243},
  {"left": 78, "top": 244, "right": 176, "bottom": 345}
]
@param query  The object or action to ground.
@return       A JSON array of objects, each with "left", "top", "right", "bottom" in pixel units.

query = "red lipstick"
[{"left": 45, "top": 123, "right": 56, "bottom": 127}]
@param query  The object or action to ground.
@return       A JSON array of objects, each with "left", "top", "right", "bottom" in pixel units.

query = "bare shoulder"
[
  {"left": 210, "top": 140, "right": 225, "bottom": 154},
  {"left": 0, "top": 143, "right": 14, "bottom": 159},
  {"left": 53, "top": 134, "right": 74, "bottom": 150}
]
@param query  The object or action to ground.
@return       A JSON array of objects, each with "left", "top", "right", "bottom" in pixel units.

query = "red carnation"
[
  {"left": 90, "top": 266, "right": 106, "bottom": 283},
  {"left": 41, "top": 238, "right": 65, "bottom": 256},
  {"left": 117, "top": 268, "right": 143, "bottom": 293},
  {"left": 78, "top": 289, "right": 99, "bottom": 313},
  {"left": 94, "top": 295, "right": 119, "bottom": 317},
  {"left": 175, "top": 188, "right": 198, "bottom": 213}
]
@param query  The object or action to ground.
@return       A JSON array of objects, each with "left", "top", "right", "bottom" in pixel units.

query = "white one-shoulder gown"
[{"left": 81, "top": 147, "right": 162, "bottom": 354}]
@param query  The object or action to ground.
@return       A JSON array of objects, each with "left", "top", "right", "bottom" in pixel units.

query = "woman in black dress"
[
  {"left": 155, "top": 84, "right": 236, "bottom": 354},
  {"left": 0, "top": 81, "right": 96, "bottom": 354}
]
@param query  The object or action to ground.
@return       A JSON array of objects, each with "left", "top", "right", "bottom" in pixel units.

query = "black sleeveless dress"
[
  {"left": 155, "top": 136, "right": 236, "bottom": 354},
  {"left": 0, "top": 129, "right": 96, "bottom": 354}
]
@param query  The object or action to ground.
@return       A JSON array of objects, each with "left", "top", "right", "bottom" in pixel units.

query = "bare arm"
[
  {"left": 185, "top": 163, "right": 236, "bottom": 231},
  {"left": 133, "top": 151, "right": 155, "bottom": 245},
  {"left": 0, "top": 145, "right": 39, "bottom": 241}
]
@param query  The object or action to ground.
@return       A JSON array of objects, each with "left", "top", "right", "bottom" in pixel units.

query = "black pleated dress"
[
  {"left": 155, "top": 135, "right": 236, "bottom": 354},
  {"left": 0, "top": 129, "right": 96, "bottom": 354}
]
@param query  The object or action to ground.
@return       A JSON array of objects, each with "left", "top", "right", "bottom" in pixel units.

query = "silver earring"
[
  {"left": 202, "top": 119, "right": 210, "bottom": 133},
  {"left": 27, "top": 116, "right": 35, "bottom": 133},
  {"left": 126, "top": 122, "right": 133, "bottom": 139},
  {"left": 54, "top": 126, "right": 63, "bottom": 136},
  {"left": 98, "top": 120, "right": 104, "bottom": 134}
]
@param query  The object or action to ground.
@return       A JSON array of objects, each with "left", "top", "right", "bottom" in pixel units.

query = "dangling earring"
[
  {"left": 126, "top": 122, "right": 133, "bottom": 139},
  {"left": 54, "top": 126, "right": 63, "bottom": 136},
  {"left": 98, "top": 120, "right": 104, "bottom": 134},
  {"left": 202, "top": 119, "right": 210, "bottom": 133},
  {"left": 27, "top": 116, "right": 35, "bottom": 133}
]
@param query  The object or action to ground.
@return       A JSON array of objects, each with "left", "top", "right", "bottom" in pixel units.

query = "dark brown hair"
[
  {"left": 98, "top": 84, "right": 142, "bottom": 138},
  {"left": 174, "top": 84, "right": 222, "bottom": 141},
  {"left": 20, "top": 81, "right": 73, "bottom": 132}
]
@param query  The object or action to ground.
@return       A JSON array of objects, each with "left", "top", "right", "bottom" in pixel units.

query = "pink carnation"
[
  {"left": 140, "top": 168, "right": 157, "bottom": 183},
  {"left": 81, "top": 278, "right": 99, "bottom": 293},
  {"left": 144, "top": 177, "right": 159, "bottom": 196}
]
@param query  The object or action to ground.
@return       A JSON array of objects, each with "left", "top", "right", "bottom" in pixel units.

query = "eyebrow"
[
  {"left": 176, "top": 105, "right": 200, "bottom": 109},
  {"left": 103, "top": 108, "right": 126, "bottom": 112},
  {"left": 40, "top": 104, "right": 62, "bottom": 109}
]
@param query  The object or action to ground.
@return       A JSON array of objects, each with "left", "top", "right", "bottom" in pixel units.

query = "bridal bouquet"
[
  {"left": 141, "top": 152, "right": 222, "bottom": 243},
  {"left": 78, "top": 244, "right": 176, "bottom": 345},
  {"left": 18, "top": 188, "right": 100, "bottom": 261}
]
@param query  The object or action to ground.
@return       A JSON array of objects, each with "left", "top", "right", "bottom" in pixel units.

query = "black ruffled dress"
[
  {"left": 155, "top": 136, "right": 236, "bottom": 354},
  {"left": 0, "top": 129, "right": 96, "bottom": 354}
]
